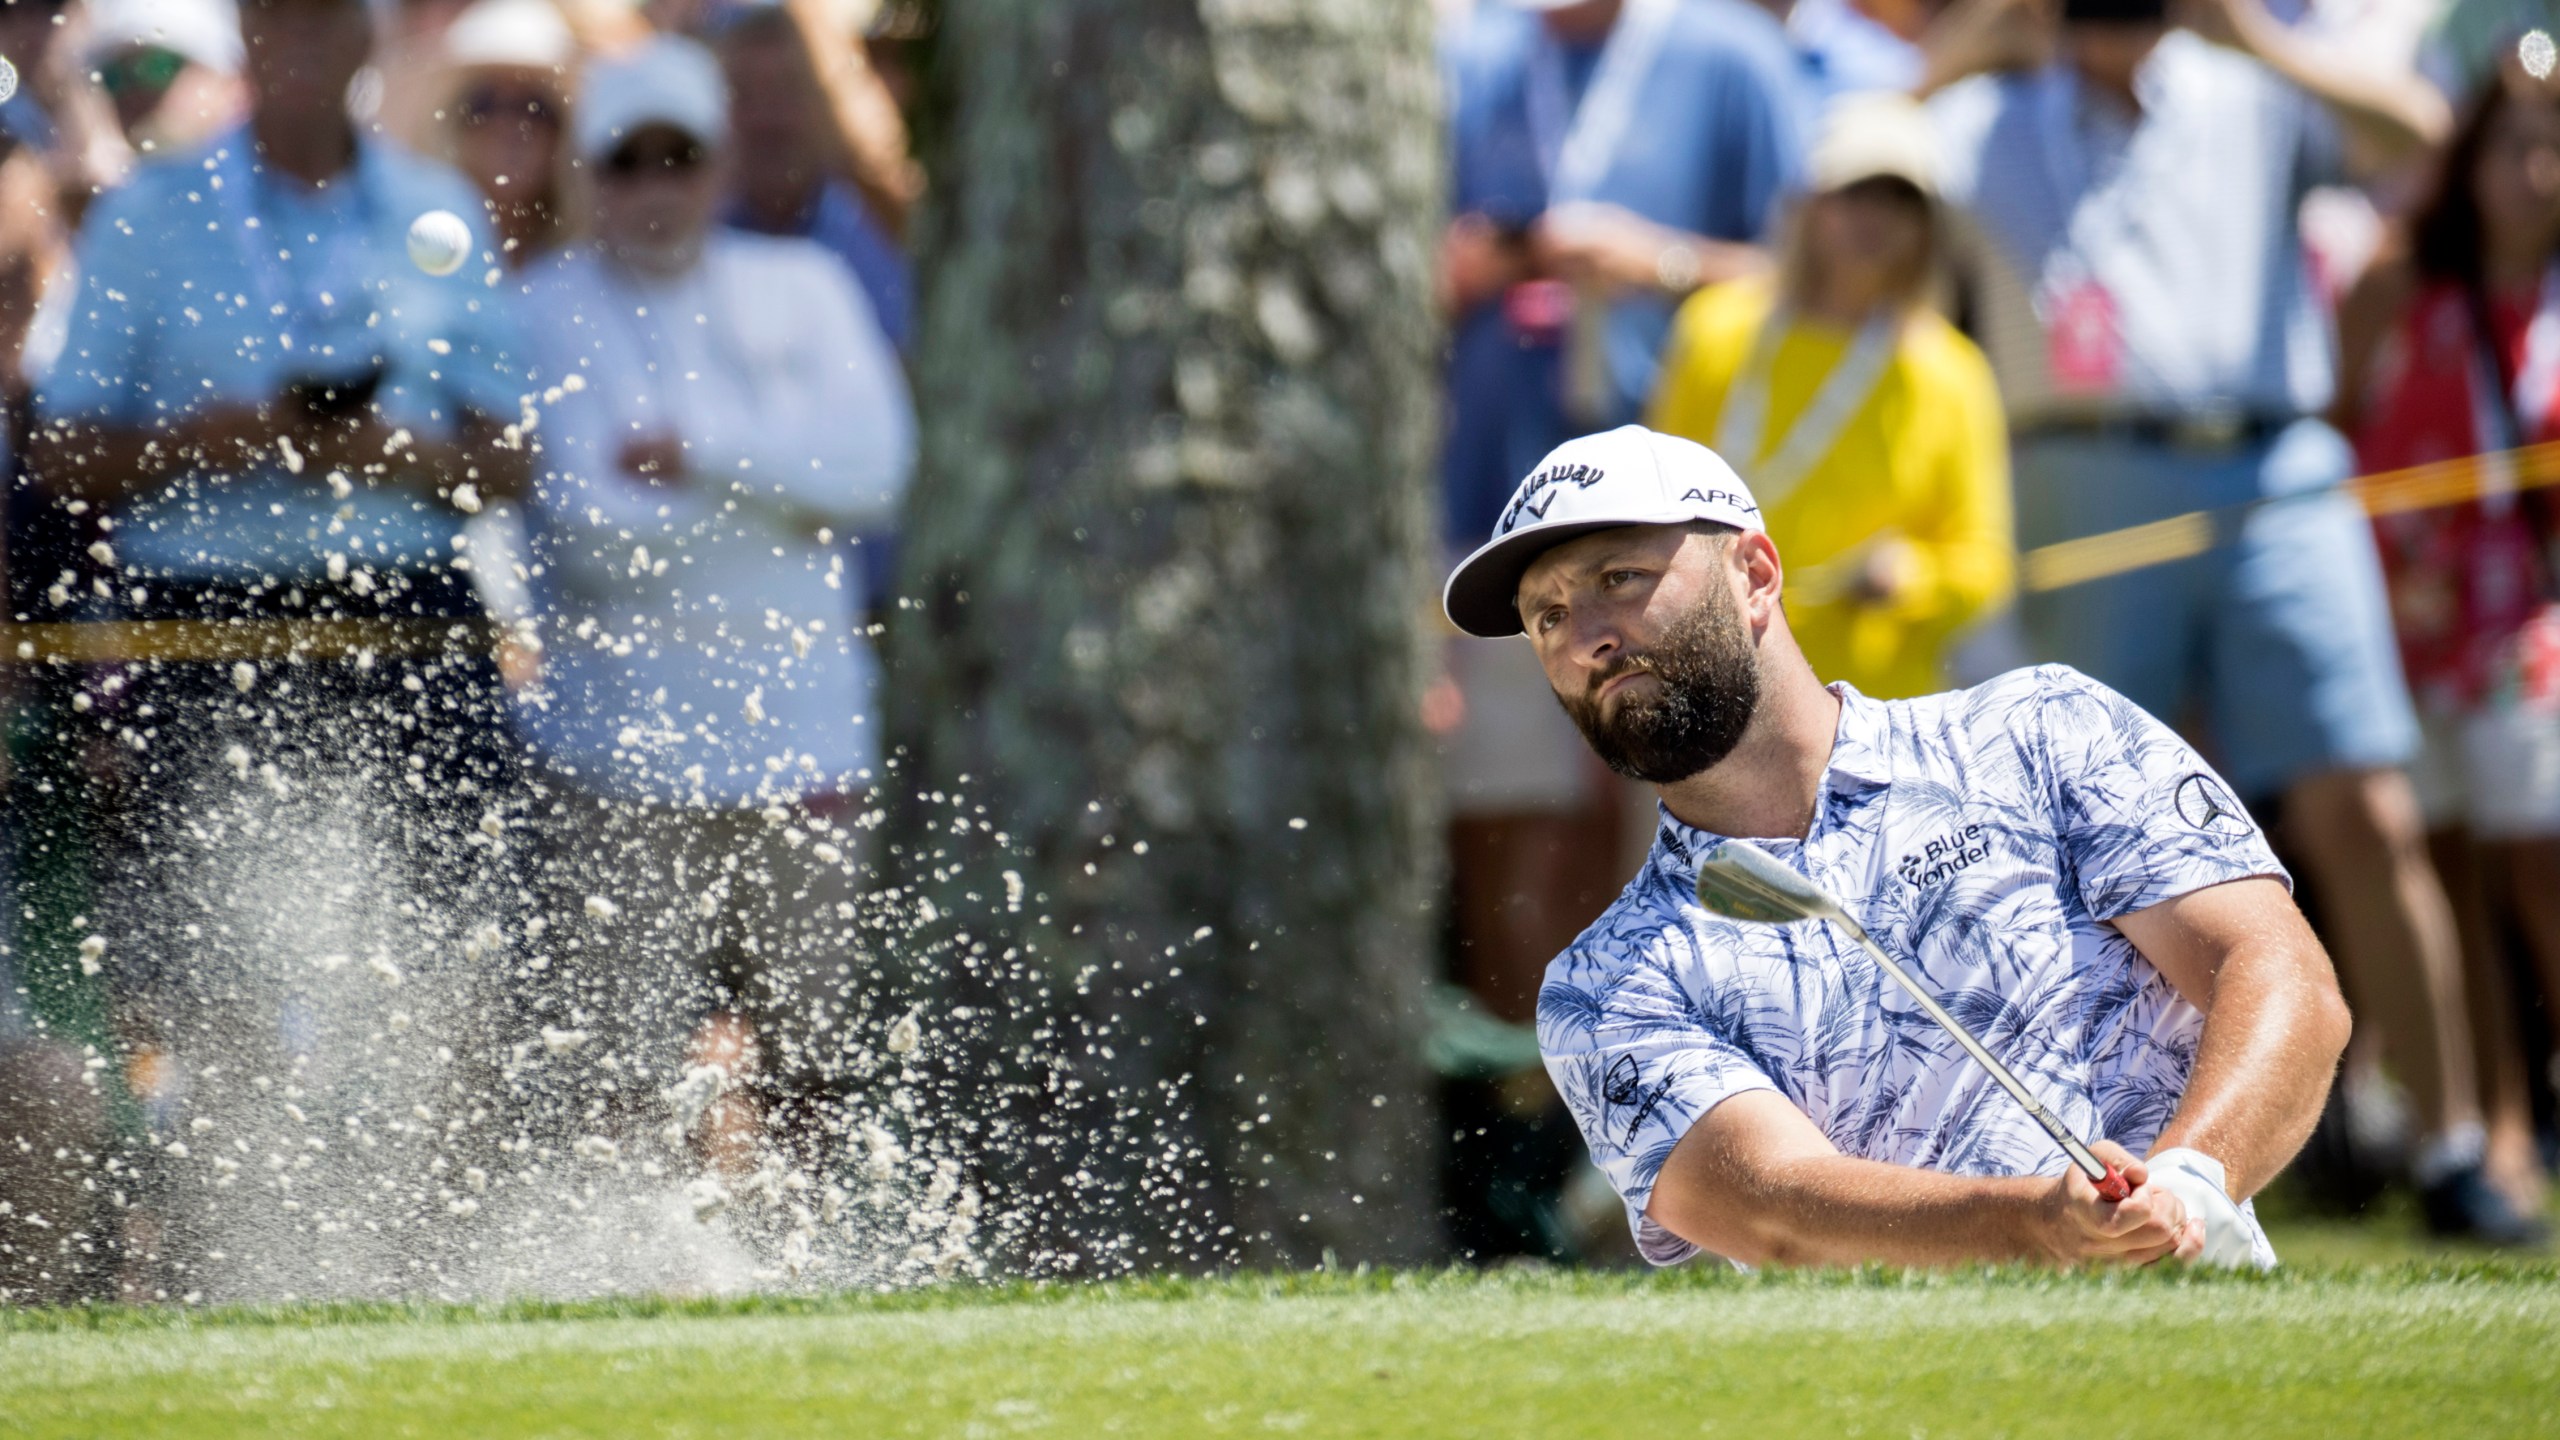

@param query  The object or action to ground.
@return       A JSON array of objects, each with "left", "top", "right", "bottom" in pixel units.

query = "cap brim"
[{"left": 1442, "top": 512, "right": 1697, "bottom": 638}]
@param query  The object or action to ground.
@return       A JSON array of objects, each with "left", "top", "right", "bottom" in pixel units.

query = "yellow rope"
[
  {"left": 0, "top": 618, "right": 498, "bottom": 664},
  {"left": 2019, "top": 439, "right": 2560, "bottom": 593}
]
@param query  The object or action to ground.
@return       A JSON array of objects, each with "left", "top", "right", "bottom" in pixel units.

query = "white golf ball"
[
  {"left": 0, "top": 57, "right": 18, "bottom": 106},
  {"left": 405, "top": 209, "right": 474, "bottom": 277},
  {"left": 2525, "top": 29, "right": 2557, "bottom": 81}
]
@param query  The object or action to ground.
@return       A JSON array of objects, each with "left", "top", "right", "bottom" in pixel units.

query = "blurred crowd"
[
  {"left": 0, "top": 0, "right": 2556, "bottom": 1299},
  {"left": 1428, "top": 0, "right": 2560, "bottom": 1257},
  {"left": 0, "top": 0, "right": 928, "bottom": 1299}
]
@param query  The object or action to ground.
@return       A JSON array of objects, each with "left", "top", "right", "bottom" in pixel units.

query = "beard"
[{"left": 1558, "top": 581, "right": 1763, "bottom": 785}]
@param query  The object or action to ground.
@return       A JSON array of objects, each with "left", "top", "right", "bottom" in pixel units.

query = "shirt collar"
[
  {"left": 1648, "top": 680, "right": 1894, "bottom": 871},
  {"left": 1824, "top": 680, "right": 1894, "bottom": 792}
]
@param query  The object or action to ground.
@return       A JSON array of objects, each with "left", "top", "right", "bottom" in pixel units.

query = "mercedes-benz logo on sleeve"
[{"left": 2174, "top": 773, "right": 2249, "bottom": 835}]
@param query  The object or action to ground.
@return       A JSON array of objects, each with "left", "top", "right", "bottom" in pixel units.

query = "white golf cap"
[
  {"left": 1442, "top": 425, "right": 1763, "bottom": 638},
  {"left": 1807, "top": 90, "right": 1940, "bottom": 197},
  {"left": 573, "top": 35, "right": 727, "bottom": 160},
  {"left": 443, "top": 0, "right": 576, "bottom": 72}
]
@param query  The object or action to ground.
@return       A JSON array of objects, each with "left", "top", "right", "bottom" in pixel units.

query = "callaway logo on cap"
[{"left": 1441, "top": 425, "right": 1764, "bottom": 638}]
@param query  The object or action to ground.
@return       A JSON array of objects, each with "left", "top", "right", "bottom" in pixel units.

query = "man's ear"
[{"left": 1732, "top": 530, "right": 1784, "bottom": 629}]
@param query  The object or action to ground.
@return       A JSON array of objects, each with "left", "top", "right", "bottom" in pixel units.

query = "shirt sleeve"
[
  {"left": 31, "top": 181, "right": 159, "bottom": 428},
  {"left": 685, "top": 247, "right": 916, "bottom": 532},
  {"left": 435, "top": 273, "right": 532, "bottom": 425},
  {"left": 2029, "top": 666, "right": 2290, "bottom": 921},
  {"left": 2285, "top": 67, "right": 2349, "bottom": 197},
  {"left": 1701, "top": 45, "right": 1806, "bottom": 242},
  {"left": 1538, "top": 923, "right": 1781, "bottom": 1267}
]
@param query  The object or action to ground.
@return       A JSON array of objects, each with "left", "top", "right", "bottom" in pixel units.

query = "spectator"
[
  {"left": 1427, "top": 0, "right": 1804, "bottom": 1260},
  {"left": 1441, "top": 0, "right": 1803, "bottom": 524},
  {"left": 431, "top": 0, "right": 577, "bottom": 266},
  {"left": 371, "top": 0, "right": 476, "bottom": 150},
  {"left": 2335, "top": 67, "right": 2560, "bottom": 1219},
  {"left": 1651, "top": 92, "right": 2011, "bottom": 700},
  {"left": 514, "top": 36, "right": 913, "bottom": 1174},
  {"left": 2, "top": 0, "right": 132, "bottom": 178},
  {"left": 22, "top": 0, "right": 533, "bottom": 1275},
  {"left": 82, "top": 0, "right": 245, "bottom": 153},
  {"left": 1930, "top": 0, "right": 2541, "bottom": 1242},
  {"left": 714, "top": 0, "right": 918, "bottom": 350},
  {"left": 714, "top": 0, "right": 917, "bottom": 624},
  {"left": 1435, "top": 0, "right": 1804, "bottom": 995}
]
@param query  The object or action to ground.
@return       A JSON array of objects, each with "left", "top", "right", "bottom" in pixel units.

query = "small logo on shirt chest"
[{"left": 1896, "top": 822, "right": 1992, "bottom": 889}]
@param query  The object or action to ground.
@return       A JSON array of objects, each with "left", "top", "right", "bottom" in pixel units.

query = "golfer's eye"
[
  {"left": 1535, "top": 605, "right": 1565, "bottom": 634},
  {"left": 1602, "top": 569, "right": 1641, "bottom": 589}
]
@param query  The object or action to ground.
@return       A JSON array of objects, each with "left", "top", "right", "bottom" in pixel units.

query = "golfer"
[{"left": 1444, "top": 425, "right": 2354, "bottom": 1268}]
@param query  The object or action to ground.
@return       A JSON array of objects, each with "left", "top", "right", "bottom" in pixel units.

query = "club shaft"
[{"left": 1832, "top": 918, "right": 2111, "bottom": 1184}]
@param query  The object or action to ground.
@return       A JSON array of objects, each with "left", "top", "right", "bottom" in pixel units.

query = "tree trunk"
[{"left": 885, "top": 0, "right": 1446, "bottom": 1272}]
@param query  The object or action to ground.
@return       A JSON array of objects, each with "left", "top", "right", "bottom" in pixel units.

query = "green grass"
[{"left": 4, "top": 1261, "right": 2556, "bottom": 1438}]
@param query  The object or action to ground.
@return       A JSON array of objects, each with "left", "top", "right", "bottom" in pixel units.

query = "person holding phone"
[{"left": 23, "top": 0, "right": 537, "bottom": 1290}]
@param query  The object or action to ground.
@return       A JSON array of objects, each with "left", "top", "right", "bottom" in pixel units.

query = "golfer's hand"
[{"left": 2037, "top": 1141, "right": 2206, "bottom": 1267}]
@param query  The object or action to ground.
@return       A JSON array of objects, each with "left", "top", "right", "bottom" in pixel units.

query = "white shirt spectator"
[
  {"left": 516, "top": 229, "right": 914, "bottom": 804},
  {"left": 1539, "top": 665, "right": 2287, "bottom": 1267}
]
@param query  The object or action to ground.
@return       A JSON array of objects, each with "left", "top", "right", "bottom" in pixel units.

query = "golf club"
[{"left": 1692, "top": 839, "right": 2134, "bottom": 1202}]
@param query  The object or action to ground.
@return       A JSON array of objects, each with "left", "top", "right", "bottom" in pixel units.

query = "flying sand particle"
[{"left": 886, "top": 1007, "right": 923, "bottom": 1056}]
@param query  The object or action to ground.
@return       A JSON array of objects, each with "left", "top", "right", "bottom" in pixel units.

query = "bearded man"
[{"left": 1440, "top": 425, "right": 2355, "bottom": 1268}]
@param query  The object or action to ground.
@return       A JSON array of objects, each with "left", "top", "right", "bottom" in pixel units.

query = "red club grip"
[{"left": 2095, "top": 1162, "right": 2133, "bottom": 1203}]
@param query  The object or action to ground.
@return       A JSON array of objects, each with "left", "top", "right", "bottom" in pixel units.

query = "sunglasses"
[
  {"left": 602, "top": 137, "right": 706, "bottom": 178},
  {"left": 98, "top": 46, "right": 187, "bottom": 98},
  {"left": 458, "top": 83, "right": 562, "bottom": 129}
]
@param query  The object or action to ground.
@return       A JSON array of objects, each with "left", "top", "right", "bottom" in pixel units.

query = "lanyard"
[
  {"left": 1522, "top": 0, "right": 1676, "bottom": 206},
  {"left": 1714, "top": 306, "right": 1900, "bottom": 511},
  {"left": 208, "top": 129, "right": 383, "bottom": 357}
]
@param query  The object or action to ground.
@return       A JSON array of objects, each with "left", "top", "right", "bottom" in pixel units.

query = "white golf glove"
[{"left": 2145, "top": 1147, "right": 2263, "bottom": 1269}]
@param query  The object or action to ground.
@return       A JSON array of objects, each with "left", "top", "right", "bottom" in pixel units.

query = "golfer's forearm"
[
  {"left": 2150, "top": 940, "right": 2352, "bottom": 1200},
  {"left": 1658, "top": 1155, "right": 2051, "bottom": 1268}
]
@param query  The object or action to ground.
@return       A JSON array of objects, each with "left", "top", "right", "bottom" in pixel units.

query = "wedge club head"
[{"left": 1691, "top": 838, "right": 1848, "bottom": 929}]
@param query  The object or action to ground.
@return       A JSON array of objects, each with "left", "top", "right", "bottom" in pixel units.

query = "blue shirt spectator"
[
  {"left": 1442, "top": 0, "right": 1804, "bottom": 553},
  {"left": 33, "top": 128, "right": 523, "bottom": 585},
  {"left": 1929, "top": 31, "right": 2344, "bottom": 424}
]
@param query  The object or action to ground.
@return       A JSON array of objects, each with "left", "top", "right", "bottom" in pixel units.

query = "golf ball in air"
[
  {"left": 2525, "top": 29, "right": 2557, "bottom": 81},
  {"left": 0, "top": 57, "right": 17, "bottom": 106},
  {"left": 405, "top": 209, "right": 474, "bottom": 277}
]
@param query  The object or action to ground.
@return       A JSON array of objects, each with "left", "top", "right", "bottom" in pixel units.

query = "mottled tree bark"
[{"left": 886, "top": 0, "right": 1445, "bottom": 1270}]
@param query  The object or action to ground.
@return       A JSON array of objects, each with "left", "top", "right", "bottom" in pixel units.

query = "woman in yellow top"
[{"left": 1650, "top": 92, "right": 2013, "bottom": 700}]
